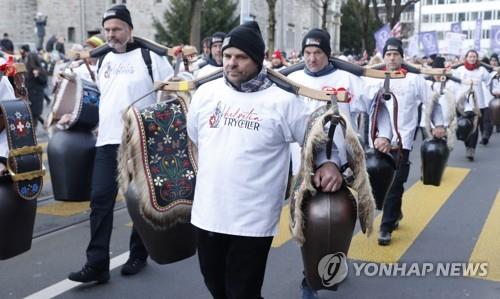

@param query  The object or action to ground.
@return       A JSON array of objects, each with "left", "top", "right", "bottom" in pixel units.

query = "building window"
[
  {"left": 423, "top": 14, "right": 430, "bottom": 23},
  {"left": 111, "top": 0, "right": 116, "bottom": 4},
  {"left": 68, "top": 27, "right": 75, "bottom": 43},
  {"left": 470, "top": 12, "right": 479, "bottom": 20},
  {"left": 446, "top": 13, "right": 454, "bottom": 22},
  {"left": 438, "top": 0, "right": 445, "bottom": 4},
  {"left": 156, "top": 0, "right": 161, "bottom": 2},
  {"left": 483, "top": 29, "right": 490, "bottom": 39},
  {"left": 434, "top": 14, "right": 442, "bottom": 22},
  {"left": 449, "top": 0, "right": 457, "bottom": 3},
  {"left": 426, "top": 0, "right": 433, "bottom": 5},
  {"left": 484, "top": 11, "right": 492, "bottom": 20},
  {"left": 458, "top": 12, "right": 466, "bottom": 21}
]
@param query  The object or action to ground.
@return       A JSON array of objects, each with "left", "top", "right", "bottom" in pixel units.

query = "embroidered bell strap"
[
  {"left": 0, "top": 100, "right": 44, "bottom": 199},
  {"left": 131, "top": 95, "right": 197, "bottom": 212}
]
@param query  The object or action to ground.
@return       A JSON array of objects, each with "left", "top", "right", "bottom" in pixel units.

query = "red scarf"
[
  {"left": 382, "top": 66, "right": 408, "bottom": 75},
  {"left": 464, "top": 61, "right": 479, "bottom": 71}
]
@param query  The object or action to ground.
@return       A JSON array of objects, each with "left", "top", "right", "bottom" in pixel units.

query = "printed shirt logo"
[
  {"left": 103, "top": 61, "right": 135, "bottom": 79},
  {"left": 208, "top": 101, "right": 261, "bottom": 131}
]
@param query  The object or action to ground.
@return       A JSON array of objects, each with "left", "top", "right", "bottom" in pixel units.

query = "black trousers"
[
  {"left": 86, "top": 144, "right": 148, "bottom": 270},
  {"left": 479, "top": 107, "right": 492, "bottom": 141},
  {"left": 197, "top": 228, "right": 273, "bottom": 299},
  {"left": 464, "top": 112, "right": 479, "bottom": 149},
  {"left": 380, "top": 149, "right": 411, "bottom": 233}
]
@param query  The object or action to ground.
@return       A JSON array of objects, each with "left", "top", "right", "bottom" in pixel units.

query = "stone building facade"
[{"left": 0, "top": 0, "right": 342, "bottom": 54}]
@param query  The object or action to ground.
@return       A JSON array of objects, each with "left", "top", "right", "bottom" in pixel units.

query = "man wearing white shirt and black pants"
[
  {"left": 365, "top": 38, "right": 444, "bottom": 246},
  {"left": 68, "top": 4, "right": 173, "bottom": 283},
  {"left": 187, "top": 21, "right": 342, "bottom": 299}
]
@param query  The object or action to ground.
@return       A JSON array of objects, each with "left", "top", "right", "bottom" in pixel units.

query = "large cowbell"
[
  {"left": 0, "top": 176, "right": 37, "bottom": 260},
  {"left": 119, "top": 94, "right": 198, "bottom": 265},
  {"left": 301, "top": 187, "right": 357, "bottom": 291},
  {"left": 365, "top": 148, "right": 397, "bottom": 210},
  {"left": 456, "top": 115, "right": 473, "bottom": 141},
  {"left": 420, "top": 138, "right": 449, "bottom": 186},
  {"left": 125, "top": 186, "right": 197, "bottom": 264},
  {"left": 489, "top": 98, "right": 500, "bottom": 126},
  {"left": 0, "top": 99, "right": 43, "bottom": 260},
  {"left": 47, "top": 130, "right": 95, "bottom": 201}
]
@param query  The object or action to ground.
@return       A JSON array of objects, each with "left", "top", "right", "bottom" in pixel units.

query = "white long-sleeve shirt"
[
  {"left": 364, "top": 72, "right": 443, "bottom": 150},
  {"left": 287, "top": 69, "right": 365, "bottom": 174},
  {"left": 419, "top": 79, "right": 456, "bottom": 127},
  {"left": 187, "top": 77, "right": 338, "bottom": 237},
  {"left": 96, "top": 48, "right": 173, "bottom": 146},
  {"left": 453, "top": 65, "right": 491, "bottom": 109}
]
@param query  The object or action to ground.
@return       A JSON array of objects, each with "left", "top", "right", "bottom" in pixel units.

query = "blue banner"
[
  {"left": 451, "top": 22, "right": 462, "bottom": 33},
  {"left": 420, "top": 31, "right": 439, "bottom": 56},
  {"left": 491, "top": 25, "right": 500, "bottom": 54},
  {"left": 474, "top": 19, "right": 482, "bottom": 51},
  {"left": 374, "top": 24, "right": 391, "bottom": 54}
]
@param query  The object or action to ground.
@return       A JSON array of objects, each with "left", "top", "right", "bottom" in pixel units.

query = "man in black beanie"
[
  {"left": 68, "top": 4, "right": 174, "bottom": 284},
  {"left": 196, "top": 32, "right": 226, "bottom": 77},
  {"left": 364, "top": 37, "right": 444, "bottom": 246},
  {"left": 187, "top": 21, "right": 342, "bottom": 298}
]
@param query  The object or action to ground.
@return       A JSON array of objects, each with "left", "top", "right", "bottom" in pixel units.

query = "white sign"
[
  {"left": 406, "top": 35, "right": 419, "bottom": 58},
  {"left": 443, "top": 32, "right": 466, "bottom": 56}
]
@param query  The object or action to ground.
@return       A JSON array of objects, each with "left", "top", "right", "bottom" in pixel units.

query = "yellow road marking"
[
  {"left": 272, "top": 204, "right": 292, "bottom": 248},
  {"left": 348, "top": 167, "right": 469, "bottom": 263},
  {"left": 37, "top": 201, "right": 90, "bottom": 217},
  {"left": 469, "top": 190, "right": 500, "bottom": 282}
]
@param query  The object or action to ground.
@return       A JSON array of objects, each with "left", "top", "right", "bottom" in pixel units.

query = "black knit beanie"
[
  {"left": 432, "top": 56, "right": 445, "bottom": 68},
  {"left": 221, "top": 21, "right": 265, "bottom": 66},
  {"left": 383, "top": 37, "right": 403, "bottom": 57},
  {"left": 102, "top": 4, "right": 133, "bottom": 28},
  {"left": 302, "top": 28, "right": 331, "bottom": 56}
]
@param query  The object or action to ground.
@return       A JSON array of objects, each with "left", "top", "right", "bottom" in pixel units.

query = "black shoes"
[
  {"left": 68, "top": 265, "right": 110, "bottom": 283},
  {"left": 378, "top": 231, "right": 392, "bottom": 246},
  {"left": 121, "top": 257, "right": 147, "bottom": 276},
  {"left": 480, "top": 138, "right": 489, "bottom": 145},
  {"left": 394, "top": 213, "right": 403, "bottom": 230}
]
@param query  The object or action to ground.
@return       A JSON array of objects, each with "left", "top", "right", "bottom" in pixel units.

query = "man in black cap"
[
  {"left": 68, "top": 4, "right": 173, "bottom": 284},
  {"left": 364, "top": 37, "right": 444, "bottom": 246},
  {"left": 196, "top": 32, "right": 225, "bottom": 77},
  {"left": 289, "top": 28, "right": 382, "bottom": 299},
  {"left": 187, "top": 21, "right": 342, "bottom": 298}
]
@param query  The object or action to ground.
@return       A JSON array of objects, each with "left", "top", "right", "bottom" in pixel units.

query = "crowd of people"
[{"left": 1, "top": 3, "right": 499, "bottom": 299}]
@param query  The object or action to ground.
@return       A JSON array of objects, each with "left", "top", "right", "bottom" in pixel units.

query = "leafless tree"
[{"left": 371, "top": 0, "right": 419, "bottom": 28}]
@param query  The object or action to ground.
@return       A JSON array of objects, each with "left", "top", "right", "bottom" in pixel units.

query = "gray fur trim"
[
  {"left": 424, "top": 91, "right": 440, "bottom": 138},
  {"left": 444, "top": 89, "right": 457, "bottom": 150},
  {"left": 290, "top": 109, "right": 375, "bottom": 244}
]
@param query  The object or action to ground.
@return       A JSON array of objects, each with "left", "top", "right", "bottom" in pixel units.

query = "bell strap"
[
  {"left": 370, "top": 86, "right": 403, "bottom": 165},
  {"left": 0, "top": 100, "right": 44, "bottom": 199}
]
